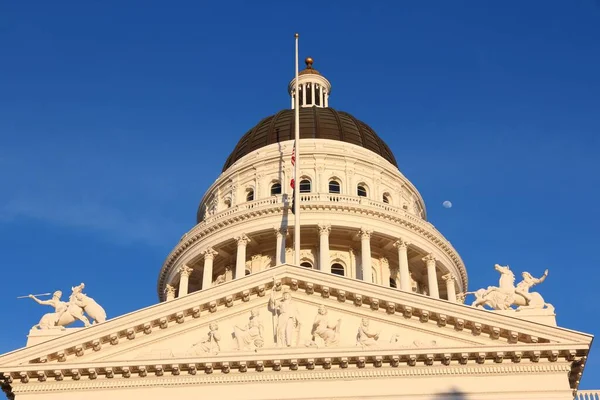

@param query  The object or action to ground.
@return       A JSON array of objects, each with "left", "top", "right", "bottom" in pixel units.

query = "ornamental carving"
[
  {"left": 268, "top": 281, "right": 301, "bottom": 347},
  {"left": 307, "top": 305, "right": 341, "bottom": 348},
  {"left": 356, "top": 318, "right": 380, "bottom": 349},
  {"left": 233, "top": 309, "right": 264, "bottom": 351},
  {"left": 187, "top": 323, "right": 220, "bottom": 355}
]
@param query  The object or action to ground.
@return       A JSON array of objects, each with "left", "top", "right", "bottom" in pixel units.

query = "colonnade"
[
  {"left": 167, "top": 225, "right": 459, "bottom": 303},
  {"left": 291, "top": 82, "right": 329, "bottom": 109}
]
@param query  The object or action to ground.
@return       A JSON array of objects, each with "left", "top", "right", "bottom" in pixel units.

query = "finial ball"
[{"left": 305, "top": 57, "right": 314, "bottom": 68}]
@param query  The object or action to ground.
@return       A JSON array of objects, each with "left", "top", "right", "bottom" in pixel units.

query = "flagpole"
[{"left": 293, "top": 33, "right": 301, "bottom": 267}]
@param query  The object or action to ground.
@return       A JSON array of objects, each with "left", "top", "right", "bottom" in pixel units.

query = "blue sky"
[{"left": 1, "top": 0, "right": 599, "bottom": 388}]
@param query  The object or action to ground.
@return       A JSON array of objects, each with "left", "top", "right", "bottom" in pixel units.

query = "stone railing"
[
  {"left": 577, "top": 391, "right": 600, "bottom": 400},
  {"left": 164, "top": 193, "right": 467, "bottom": 295}
]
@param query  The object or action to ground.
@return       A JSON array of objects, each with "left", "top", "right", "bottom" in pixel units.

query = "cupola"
[{"left": 288, "top": 57, "right": 332, "bottom": 109}]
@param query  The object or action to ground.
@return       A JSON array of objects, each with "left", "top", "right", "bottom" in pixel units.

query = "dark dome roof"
[{"left": 222, "top": 107, "right": 398, "bottom": 171}]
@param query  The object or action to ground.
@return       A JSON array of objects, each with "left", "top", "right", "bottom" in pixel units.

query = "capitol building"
[{"left": 0, "top": 56, "right": 595, "bottom": 400}]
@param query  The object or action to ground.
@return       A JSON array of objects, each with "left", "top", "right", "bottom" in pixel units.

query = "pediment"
[{"left": 0, "top": 264, "right": 592, "bottom": 370}]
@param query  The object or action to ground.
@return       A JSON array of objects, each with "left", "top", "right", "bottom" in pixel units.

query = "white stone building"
[{"left": 0, "top": 58, "right": 596, "bottom": 400}]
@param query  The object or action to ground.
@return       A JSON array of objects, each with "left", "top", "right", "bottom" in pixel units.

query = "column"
[
  {"left": 178, "top": 265, "right": 193, "bottom": 297},
  {"left": 360, "top": 228, "right": 372, "bottom": 283},
  {"left": 423, "top": 254, "right": 439, "bottom": 298},
  {"left": 235, "top": 234, "right": 250, "bottom": 279},
  {"left": 318, "top": 224, "right": 331, "bottom": 273},
  {"left": 380, "top": 258, "right": 391, "bottom": 287},
  {"left": 393, "top": 239, "right": 411, "bottom": 291},
  {"left": 320, "top": 86, "right": 324, "bottom": 106},
  {"left": 324, "top": 91, "right": 329, "bottom": 107},
  {"left": 274, "top": 228, "right": 284, "bottom": 265},
  {"left": 202, "top": 247, "right": 218, "bottom": 290},
  {"left": 291, "top": 91, "right": 295, "bottom": 109},
  {"left": 311, "top": 82, "right": 315, "bottom": 105},
  {"left": 302, "top": 83, "right": 306, "bottom": 106},
  {"left": 443, "top": 273, "right": 457, "bottom": 302},
  {"left": 164, "top": 284, "right": 176, "bottom": 302}
]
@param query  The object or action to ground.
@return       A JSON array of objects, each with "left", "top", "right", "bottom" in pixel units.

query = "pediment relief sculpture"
[
  {"left": 467, "top": 264, "right": 554, "bottom": 311},
  {"left": 187, "top": 322, "right": 221, "bottom": 355},
  {"left": 269, "top": 281, "right": 302, "bottom": 347},
  {"left": 307, "top": 305, "right": 341, "bottom": 348},
  {"left": 26, "top": 283, "right": 106, "bottom": 330},
  {"left": 233, "top": 309, "right": 264, "bottom": 351},
  {"left": 357, "top": 318, "right": 380, "bottom": 349}
]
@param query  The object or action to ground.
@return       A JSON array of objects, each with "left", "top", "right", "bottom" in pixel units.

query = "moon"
[{"left": 442, "top": 201, "right": 452, "bottom": 209}]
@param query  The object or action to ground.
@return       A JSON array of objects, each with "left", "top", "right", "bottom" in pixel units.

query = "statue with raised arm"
[
  {"left": 467, "top": 265, "right": 554, "bottom": 311},
  {"left": 269, "top": 279, "right": 301, "bottom": 347},
  {"left": 27, "top": 283, "right": 107, "bottom": 330},
  {"left": 29, "top": 291, "right": 69, "bottom": 330}
]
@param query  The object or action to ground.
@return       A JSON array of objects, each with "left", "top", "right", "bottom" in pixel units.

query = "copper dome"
[{"left": 222, "top": 107, "right": 398, "bottom": 171}]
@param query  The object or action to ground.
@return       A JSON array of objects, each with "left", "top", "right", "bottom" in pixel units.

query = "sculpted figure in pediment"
[
  {"left": 188, "top": 322, "right": 221, "bottom": 355},
  {"left": 307, "top": 305, "right": 341, "bottom": 347},
  {"left": 269, "top": 280, "right": 301, "bottom": 347},
  {"left": 233, "top": 309, "right": 264, "bottom": 351},
  {"left": 357, "top": 318, "right": 380, "bottom": 349}
]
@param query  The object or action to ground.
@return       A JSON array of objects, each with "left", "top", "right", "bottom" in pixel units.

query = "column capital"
[
  {"left": 422, "top": 254, "right": 437, "bottom": 264},
  {"left": 318, "top": 224, "right": 331, "bottom": 236},
  {"left": 359, "top": 228, "right": 372, "bottom": 240},
  {"left": 179, "top": 265, "right": 193, "bottom": 277},
  {"left": 236, "top": 234, "right": 250, "bottom": 246},
  {"left": 273, "top": 227, "right": 288, "bottom": 238},
  {"left": 202, "top": 247, "right": 218, "bottom": 260},
  {"left": 442, "top": 273, "right": 456, "bottom": 283},
  {"left": 393, "top": 239, "right": 410, "bottom": 250},
  {"left": 164, "top": 284, "right": 176, "bottom": 296}
]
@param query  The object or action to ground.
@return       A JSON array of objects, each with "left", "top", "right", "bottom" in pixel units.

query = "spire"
[{"left": 288, "top": 57, "right": 332, "bottom": 109}]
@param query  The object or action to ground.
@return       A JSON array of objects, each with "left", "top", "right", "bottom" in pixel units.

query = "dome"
[{"left": 222, "top": 107, "right": 398, "bottom": 171}]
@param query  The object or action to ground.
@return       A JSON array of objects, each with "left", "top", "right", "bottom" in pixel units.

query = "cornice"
[
  {"left": 158, "top": 196, "right": 467, "bottom": 298},
  {"left": 1, "top": 267, "right": 590, "bottom": 384}
]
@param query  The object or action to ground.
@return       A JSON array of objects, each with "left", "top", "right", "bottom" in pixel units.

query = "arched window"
[
  {"left": 329, "top": 180, "right": 341, "bottom": 194},
  {"left": 246, "top": 189, "right": 254, "bottom": 202},
  {"left": 300, "top": 261, "right": 313, "bottom": 269},
  {"left": 299, "top": 179, "right": 311, "bottom": 193},
  {"left": 389, "top": 277, "right": 397, "bottom": 288},
  {"left": 331, "top": 263, "right": 345, "bottom": 276},
  {"left": 382, "top": 193, "right": 391, "bottom": 204},
  {"left": 271, "top": 182, "right": 282, "bottom": 195},
  {"left": 224, "top": 198, "right": 232, "bottom": 208},
  {"left": 357, "top": 184, "right": 368, "bottom": 197}
]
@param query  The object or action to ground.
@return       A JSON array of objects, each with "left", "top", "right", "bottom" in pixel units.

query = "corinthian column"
[
  {"left": 202, "top": 247, "right": 218, "bottom": 290},
  {"left": 274, "top": 228, "right": 286, "bottom": 265},
  {"left": 235, "top": 234, "right": 250, "bottom": 279},
  {"left": 423, "top": 254, "right": 439, "bottom": 298},
  {"left": 318, "top": 224, "right": 331, "bottom": 273},
  {"left": 178, "top": 265, "right": 193, "bottom": 297},
  {"left": 394, "top": 239, "right": 411, "bottom": 291},
  {"left": 360, "top": 228, "right": 373, "bottom": 283},
  {"left": 164, "top": 284, "right": 176, "bottom": 302},
  {"left": 442, "top": 273, "right": 457, "bottom": 302}
]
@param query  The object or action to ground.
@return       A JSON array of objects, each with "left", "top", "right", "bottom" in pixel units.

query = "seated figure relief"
[
  {"left": 307, "top": 305, "right": 341, "bottom": 348},
  {"left": 356, "top": 318, "right": 380, "bottom": 349},
  {"left": 188, "top": 323, "right": 221, "bottom": 355},
  {"left": 233, "top": 309, "right": 264, "bottom": 351}
]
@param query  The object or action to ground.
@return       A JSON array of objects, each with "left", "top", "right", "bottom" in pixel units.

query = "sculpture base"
[
  {"left": 493, "top": 308, "right": 557, "bottom": 326},
  {"left": 26, "top": 328, "right": 84, "bottom": 347}
]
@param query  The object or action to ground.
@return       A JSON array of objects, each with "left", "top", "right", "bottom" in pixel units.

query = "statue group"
[
  {"left": 28, "top": 283, "right": 106, "bottom": 329},
  {"left": 466, "top": 264, "right": 554, "bottom": 311}
]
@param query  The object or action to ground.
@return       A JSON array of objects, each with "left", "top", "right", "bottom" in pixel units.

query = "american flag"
[
  {"left": 290, "top": 142, "right": 296, "bottom": 189},
  {"left": 290, "top": 142, "right": 296, "bottom": 214}
]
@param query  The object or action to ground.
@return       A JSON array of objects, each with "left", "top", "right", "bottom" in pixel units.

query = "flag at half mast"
[{"left": 290, "top": 143, "right": 296, "bottom": 214}]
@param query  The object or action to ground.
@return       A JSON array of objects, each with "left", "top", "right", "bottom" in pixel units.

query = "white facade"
[{"left": 0, "top": 57, "right": 595, "bottom": 400}]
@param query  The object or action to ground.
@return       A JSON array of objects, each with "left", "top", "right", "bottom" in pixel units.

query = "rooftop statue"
[
  {"left": 467, "top": 264, "right": 554, "bottom": 311},
  {"left": 27, "top": 283, "right": 107, "bottom": 329}
]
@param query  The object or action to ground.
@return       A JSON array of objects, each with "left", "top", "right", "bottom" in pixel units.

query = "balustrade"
[{"left": 577, "top": 391, "right": 600, "bottom": 400}]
